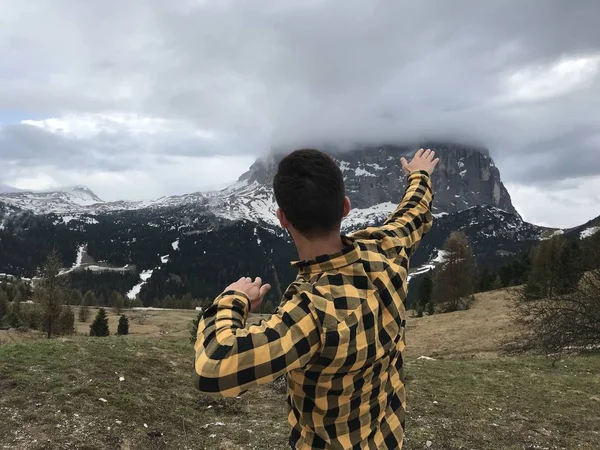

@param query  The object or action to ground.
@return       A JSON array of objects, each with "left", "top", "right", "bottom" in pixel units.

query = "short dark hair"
[{"left": 273, "top": 149, "right": 345, "bottom": 237}]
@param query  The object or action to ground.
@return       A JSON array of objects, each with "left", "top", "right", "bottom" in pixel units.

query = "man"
[{"left": 194, "top": 148, "right": 438, "bottom": 449}]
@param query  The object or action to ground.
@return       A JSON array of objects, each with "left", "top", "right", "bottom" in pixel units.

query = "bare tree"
[
  {"left": 433, "top": 231, "right": 477, "bottom": 312},
  {"left": 513, "top": 233, "right": 600, "bottom": 356}
]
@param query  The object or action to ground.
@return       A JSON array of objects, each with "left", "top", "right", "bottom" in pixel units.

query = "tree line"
[{"left": 414, "top": 227, "right": 600, "bottom": 356}]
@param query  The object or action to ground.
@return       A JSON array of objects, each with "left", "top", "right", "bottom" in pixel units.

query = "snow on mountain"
[
  {"left": 0, "top": 185, "right": 104, "bottom": 214},
  {"left": 342, "top": 202, "right": 397, "bottom": 233},
  {"left": 580, "top": 226, "right": 600, "bottom": 239}
]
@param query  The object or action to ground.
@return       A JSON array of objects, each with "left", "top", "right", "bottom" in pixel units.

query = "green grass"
[{"left": 1, "top": 337, "right": 599, "bottom": 449}]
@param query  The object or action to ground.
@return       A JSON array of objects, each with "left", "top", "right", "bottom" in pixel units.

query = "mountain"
[
  {"left": 0, "top": 142, "right": 593, "bottom": 309},
  {"left": 0, "top": 184, "right": 25, "bottom": 194},
  {"left": 0, "top": 186, "right": 104, "bottom": 214},
  {"left": 234, "top": 143, "right": 517, "bottom": 218}
]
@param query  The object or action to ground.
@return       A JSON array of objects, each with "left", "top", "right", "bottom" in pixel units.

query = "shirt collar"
[{"left": 291, "top": 235, "right": 360, "bottom": 275}]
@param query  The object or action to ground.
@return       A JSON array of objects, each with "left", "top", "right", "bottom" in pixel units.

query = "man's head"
[{"left": 273, "top": 149, "right": 351, "bottom": 239}]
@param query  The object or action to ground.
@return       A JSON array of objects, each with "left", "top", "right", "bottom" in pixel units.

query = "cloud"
[{"left": 0, "top": 0, "right": 599, "bottom": 225}]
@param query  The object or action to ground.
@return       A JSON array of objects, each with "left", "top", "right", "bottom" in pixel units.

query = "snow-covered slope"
[{"left": 0, "top": 186, "right": 104, "bottom": 214}]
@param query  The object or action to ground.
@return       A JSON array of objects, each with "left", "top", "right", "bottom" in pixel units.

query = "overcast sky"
[{"left": 1, "top": 0, "right": 599, "bottom": 228}]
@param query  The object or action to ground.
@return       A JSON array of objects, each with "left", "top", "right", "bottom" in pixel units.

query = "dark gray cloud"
[{"left": 0, "top": 0, "right": 599, "bottom": 222}]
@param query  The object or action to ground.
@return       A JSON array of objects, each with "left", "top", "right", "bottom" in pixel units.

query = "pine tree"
[
  {"left": 132, "top": 296, "right": 144, "bottom": 308},
  {"left": 432, "top": 232, "right": 477, "bottom": 312},
  {"left": 491, "top": 274, "right": 503, "bottom": 290},
  {"left": 181, "top": 293, "right": 193, "bottom": 310},
  {"left": 34, "top": 250, "right": 70, "bottom": 339},
  {"left": 0, "top": 290, "right": 8, "bottom": 320},
  {"left": 109, "top": 291, "right": 124, "bottom": 314},
  {"left": 417, "top": 276, "right": 434, "bottom": 317},
  {"left": 524, "top": 236, "right": 565, "bottom": 300},
  {"left": 89, "top": 308, "right": 110, "bottom": 337},
  {"left": 59, "top": 306, "right": 75, "bottom": 335},
  {"left": 117, "top": 315, "right": 129, "bottom": 335},
  {"left": 83, "top": 290, "right": 96, "bottom": 308},
  {"left": 190, "top": 311, "right": 203, "bottom": 344},
  {"left": 556, "top": 240, "right": 584, "bottom": 294},
  {"left": 70, "top": 289, "right": 83, "bottom": 306}
]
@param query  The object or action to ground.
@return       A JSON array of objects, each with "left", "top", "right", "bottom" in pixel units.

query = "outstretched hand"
[
  {"left": 400, "top": 148, "right": 440, "bottom": 176},
  {"left": 224, "top": 277, "right": 271, "bottom": 312}
]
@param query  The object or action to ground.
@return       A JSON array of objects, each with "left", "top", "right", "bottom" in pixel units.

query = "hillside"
[{"left": 1, "top": 289, "right": 599, "bottom": 449}]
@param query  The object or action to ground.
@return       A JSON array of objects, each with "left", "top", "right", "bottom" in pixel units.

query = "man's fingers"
[
  {"left": 253, "top": 277, "right": 262, "bottom": 285},
  {"left": 432, "top": 157, "right": 440, "bottom": 166},
  {"left": 427, "top": 150, "right": 435, "bottom": 161},
  {"left": 423, "top": 149, "right": 432, "bottom": 159},
  {"left": 414, "top": 148, "right": 424, "bottom": 159},
  {"left": 400, "top": 157, "right": 408, "bottom": 167},
  {"left": 259, "top": 283, "right": 271, "bottom": 299}
]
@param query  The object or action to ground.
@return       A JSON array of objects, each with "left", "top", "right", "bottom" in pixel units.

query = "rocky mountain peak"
[{"left": 238, "top": 143, "right": 517, "bottom": 216}]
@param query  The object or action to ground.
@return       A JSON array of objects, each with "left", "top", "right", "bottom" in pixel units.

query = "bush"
[
  {"left": 90, "top": 308, "right": 110, "bottom": 337},
  {"left": 78, "top": 305, "right": 89, "bottom": 323},
  {"left": 117, "top": 315, "right": 129, "bottom": 336},
  {"left": 190, "top": 311, "right": 203, "bottom": 344}
]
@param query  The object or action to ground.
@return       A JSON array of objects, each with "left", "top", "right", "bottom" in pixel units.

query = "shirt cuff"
[{"left": 215, "top": 290, "right": 251, "bottom": 316}]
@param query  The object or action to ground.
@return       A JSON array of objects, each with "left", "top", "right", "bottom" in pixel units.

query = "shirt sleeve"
[
  {"left": 193, "top": 287, "right": 322, "bottom": 398},
  {"left": 350, "top": 170, "right": 434, "bottom": 258}
]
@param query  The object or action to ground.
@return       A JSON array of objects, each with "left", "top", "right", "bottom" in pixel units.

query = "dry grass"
[
  {"left": 74, "top": 307, "right": 200, "bottom": 339},
  {"left": 2, "top": 288, "right": 599, "bottom": 449},
  {"left": 405, "top": 287, "right": 518, "bottom": 359}
]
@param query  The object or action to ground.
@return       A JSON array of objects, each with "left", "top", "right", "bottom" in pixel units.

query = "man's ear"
[
  {"left": 342, "top": 196, "right": 351, "bottom": 218},
  {"left": 276, "top": 208, "right": 289, "bottom": 229}
]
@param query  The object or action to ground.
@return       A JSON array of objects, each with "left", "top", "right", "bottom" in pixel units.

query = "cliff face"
[{"left": 239, "top": 143, "right": 517, "bottom": 215}]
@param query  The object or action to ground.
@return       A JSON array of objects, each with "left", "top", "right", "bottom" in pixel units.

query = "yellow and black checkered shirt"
[{"left": 194, "top": 170, "right": 434, "bottom": 449}]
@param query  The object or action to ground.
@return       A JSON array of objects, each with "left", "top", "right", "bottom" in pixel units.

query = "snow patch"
[
  {"left": 366, "top": 163, "right": 384, "bottom": 171},
  {"left": 127, "top": 269, "right": 155, "bottom": 300},
  {"left": 541, "top": 229, "right": 564, "bottom": 240},
  {"left": 171, "top": 239, "right": 179, "bottom": 250},
  {"left": 407, "top": 249, "right": 447, "bottom": 282},
  {"left": 580, "top": 226, "right": 600, "bottom": 239},
  {"left": 339, "top": 161, "right": 351, "bottom": 172},
  {"left": 459, "top": 169, "right": 467, "bottom": 178},
  {"left": 355, "top": 167, "right": 376, "bottom": 177},
  {"left": 160, "top": 255, "right": 170, "bottom": 264}
]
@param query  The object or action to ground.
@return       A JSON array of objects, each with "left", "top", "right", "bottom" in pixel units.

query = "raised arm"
[
  {"left": 193, "top": 278, "right": 322, "bottom": 398},
  {"left": 351, "top": 149, "right": 438, "bottom": 257}
]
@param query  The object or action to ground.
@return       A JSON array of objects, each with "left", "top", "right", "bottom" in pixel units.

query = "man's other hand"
[
  {"left": 400, "top": 148, "right": 440, "bottom": 176},
  {"left": 224, "top": 277, "right": 271, "bottom": 312}
]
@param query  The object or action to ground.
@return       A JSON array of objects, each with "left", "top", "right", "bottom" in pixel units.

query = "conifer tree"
[
  {"left": 90, "top": 308, "right": 110, "bottom": 337},
  {"left": 117, "top": 315, "right": 129, "bottom": 336},
  {"left": 34, "top": 250, "right": 70, "bottom": 338}
]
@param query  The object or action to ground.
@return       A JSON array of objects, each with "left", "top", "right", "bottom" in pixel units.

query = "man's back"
[
  {"left": 285, "top": 170, "right": 432, "bottom": 449},
  {"left": 194, "top": 151, "right": 436, "bottom": 450}
]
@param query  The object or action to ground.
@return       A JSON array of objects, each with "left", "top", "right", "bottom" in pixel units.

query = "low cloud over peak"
[{"left": 0, "top": 0, "right": 599, "bottom": 226}]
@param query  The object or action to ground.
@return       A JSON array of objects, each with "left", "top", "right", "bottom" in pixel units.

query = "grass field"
[{"left": 1, "top": 289, "right": 599, "bottom": 449}]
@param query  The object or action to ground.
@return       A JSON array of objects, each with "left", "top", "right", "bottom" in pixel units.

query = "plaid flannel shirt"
[{"left": 194, "top": 170, "right": 434, "bottom": 449}]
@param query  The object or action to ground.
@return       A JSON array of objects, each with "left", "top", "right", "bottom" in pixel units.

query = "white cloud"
[
  {"left": 507, "top": 177, "right": 600, "bottom": 228},
  {"left": 0, "top": 0, "right": 599, "bottom": 227}
]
